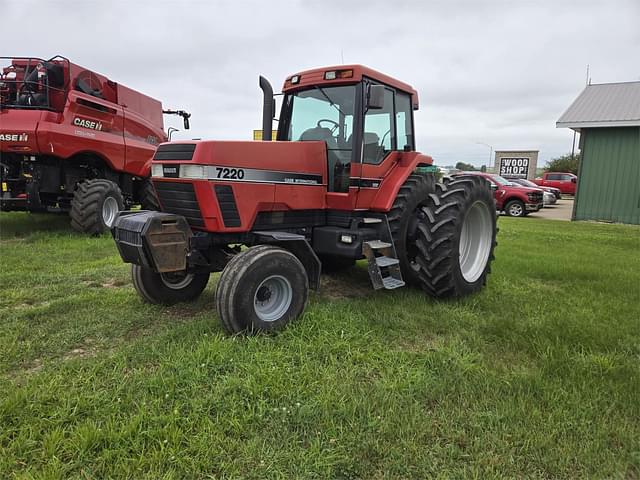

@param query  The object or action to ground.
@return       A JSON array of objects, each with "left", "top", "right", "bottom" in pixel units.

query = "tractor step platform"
[{"left": 363, "top": 233, "right": 405, "bottom": 291}]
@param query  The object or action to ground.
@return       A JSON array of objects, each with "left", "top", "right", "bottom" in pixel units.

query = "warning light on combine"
[{"left": 324, "top": 69, "right": 353, "bottom": 80}]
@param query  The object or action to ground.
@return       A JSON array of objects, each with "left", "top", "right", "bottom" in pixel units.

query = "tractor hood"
[{"left": 151, "top": 140, "right": 328, "bottom": 185}]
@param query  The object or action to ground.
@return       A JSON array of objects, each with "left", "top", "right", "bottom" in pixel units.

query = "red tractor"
[
  {"left": 112, "top": 65, "right": 498, "bottom": 334},
  {"left": 0, "top": 56, "right": 190, "bottom": 234}
]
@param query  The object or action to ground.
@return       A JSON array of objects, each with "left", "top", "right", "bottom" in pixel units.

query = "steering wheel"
[{"left": 317, "top": 119, "right": 339, "bottom": 133}]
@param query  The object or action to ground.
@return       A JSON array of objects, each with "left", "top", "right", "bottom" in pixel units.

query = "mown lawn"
[{"left": 0, "top": 211, "right": 639, "bottom": 479}]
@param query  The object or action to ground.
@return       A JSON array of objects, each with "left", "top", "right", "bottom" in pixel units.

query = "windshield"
[
  {"left": 517, "top": 179, "right": 537, "bottom": 188},
  {"left": 490, "top": 174, "right": 512, "bottom": 186},
  {"left": 283, "top": 85, "right": 355, "bottom": 149}
]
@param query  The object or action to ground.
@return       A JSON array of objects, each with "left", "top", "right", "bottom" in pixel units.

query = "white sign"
[{"left": 500, "top": 157, "right": 530, "bottom": 178}]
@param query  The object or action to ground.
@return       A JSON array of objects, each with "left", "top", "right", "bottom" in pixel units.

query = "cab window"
[
  {"left": 395, "top": 91, "right": 414, "bottom": 150},
  {"left": 363, "top": 88, "right": 394, "bottom": 164}
]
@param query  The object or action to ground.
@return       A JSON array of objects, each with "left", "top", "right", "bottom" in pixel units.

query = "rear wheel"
[
  {"left": 215, "top": 245, "right": 309, "bottom": 334},
  {"left": 412, "top": 175, "right": 497, "bottom": 297},
  {"left": 131, "top": 264, "right": 210, "bottom": 304},
  {"left": 70, "top": 179, "right": 124, "bottom": 235},
  {"left": 505, "top": 199, "right": 525, "bottom": 217},
  {"left": 388, "top": 173, "right": 436, "bottom": 286}
]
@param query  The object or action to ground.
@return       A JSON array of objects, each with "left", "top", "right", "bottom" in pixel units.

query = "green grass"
[{"left": 1, "top": 212, "right": 639, "bottom": 479}]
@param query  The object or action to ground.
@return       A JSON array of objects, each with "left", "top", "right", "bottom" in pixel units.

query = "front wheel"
[
  {"left": 215, "top": 245, "right": 309, "bottom": 334},
  {"left": 70, "top": 179, "right": 124, "bottom": 235},
  {"left": 131, "top": 265, "right": 210, "bottom": 304},
  {"left": 412, "top": 175, "right": 497, "bottom": 298},
  {"left": 504, "top": 199, "right": 526, "bottom": 217}
]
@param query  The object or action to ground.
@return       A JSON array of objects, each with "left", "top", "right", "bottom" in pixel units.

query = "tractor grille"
[
  {"left": 153, "top": 143, "right": 196, "bottom": 161},
  {"left": 154, "top": 181, "right": 204, "bottom": 227},
  {"left": 214, "top": 185, "right": 241, "bottom": 228}
]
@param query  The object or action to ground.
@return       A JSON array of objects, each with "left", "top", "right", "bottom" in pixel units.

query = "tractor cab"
[
  {"left": 273, "top": 65, "right": 419, "bottom": 193},
  {"left": 0, "top": 56, "right": 70, "bottom": 111}
]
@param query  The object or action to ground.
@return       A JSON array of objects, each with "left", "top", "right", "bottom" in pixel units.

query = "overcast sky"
[{"left": 5, "top": 0, "right": 640, "bottom": 167}]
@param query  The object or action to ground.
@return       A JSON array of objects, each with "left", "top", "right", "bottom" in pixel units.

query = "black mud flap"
[{"left": 111, "top": 210, "right": 192, "bottom": 273}]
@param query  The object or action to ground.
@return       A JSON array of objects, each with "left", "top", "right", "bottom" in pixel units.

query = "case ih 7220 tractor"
[
  {"left": 0, "top": 56, "right": 190, "bottom": 234},
  {"left": 112, "top": 65, "right": 498, "bottom": 334}
]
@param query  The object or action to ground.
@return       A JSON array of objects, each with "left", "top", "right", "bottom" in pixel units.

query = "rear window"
[{"left": 547, "top": 174, "right": 562, "bottom": 180}]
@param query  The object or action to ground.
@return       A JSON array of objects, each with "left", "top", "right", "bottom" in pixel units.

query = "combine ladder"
[{"left": 359, "top": 216, "right": 405, "bottom": 290}]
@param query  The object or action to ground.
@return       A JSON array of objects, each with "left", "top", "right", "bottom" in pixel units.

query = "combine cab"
[
  {"left": 0, "top": 56, "right": 190, "bottom": 234},
  {"left": 112, "top": 65, "right": 498, "bottom": 333}
]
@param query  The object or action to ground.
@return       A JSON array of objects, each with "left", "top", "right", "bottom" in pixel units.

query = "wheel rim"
[
  {"left": 102, "top": 196, "right": 119, "bottom": 227},
  {"left": 254, "top": 275, "right": 293, "bottom": 322},
  {"left": 509, "top": 203, "right": 523, "bottom": 216},
  {"left": 160, "top": 271, "right": 194, "bottom": 290},
  {"left": 459, "top": 201, "right": 493, "bottom": 283}
]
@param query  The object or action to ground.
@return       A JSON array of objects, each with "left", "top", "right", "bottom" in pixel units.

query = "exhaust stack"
[{"left": 259, "top": 76, "right": 274, "bottom": 141}]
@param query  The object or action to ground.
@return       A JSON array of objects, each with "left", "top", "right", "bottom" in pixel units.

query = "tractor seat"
[
  {"left": 299, "top": 127, "right": 343, "bottom": 190},
  {"left": 347, "top": 132, "right": 384, "bottom": 163}
]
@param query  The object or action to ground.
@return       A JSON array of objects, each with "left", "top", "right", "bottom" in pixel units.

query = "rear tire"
[
  {"left": 131, "top": 264, "right": 210, "bottom": 305},
  {"left": 70, "top": 179, "right": 124, "bottom": 235},
  {"left": 387, "top": 173, "right": 436, "bottom": 286},
  {"left": 216, "top": 245, "right": 308, "bottom": 334},
  {"left": 413, "top": 175, "right": 497, "bottom": 298},
  {"left": 139, "top": 178, "right": 160, "bottom": 211},
  {"left": 505, "top": 199, "right": 525, "bottom": 217}
]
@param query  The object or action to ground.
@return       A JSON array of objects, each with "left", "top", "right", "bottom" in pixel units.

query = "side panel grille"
[
  {"left": 214, "top": 185, "right": 241, "bottom": 228},
  {"left": 154, "top": 181, "right": 204, "bottom": 227},
  {"left": 153, "top": 143, "right": 196, "bottom": 161}
]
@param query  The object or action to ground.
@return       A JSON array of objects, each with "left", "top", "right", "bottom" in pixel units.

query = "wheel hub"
[
  {"left": 102, "top": 196, "right": 119, "bottom": 228},
  {"left": 459, "top": 201, "right": 493, "bottom": 283},
  {"left": 253, "top": 275, "right": 293, "bottom": 322},
  {"left": 160, "top": 271, "right": 194, "bottom": 290}
]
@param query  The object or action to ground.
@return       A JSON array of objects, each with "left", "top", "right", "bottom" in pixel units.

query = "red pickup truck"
[
  {"left": 452, "top": 172, "right": 544, "bottom": 217},
  {"left": 533, "top": 172, "right": 577, "bottom": 195}
]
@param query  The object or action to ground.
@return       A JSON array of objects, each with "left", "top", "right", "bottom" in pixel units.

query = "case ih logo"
[
  {"left": 0, "top": 132, "right": 28, "bottom": 142},
  {"left": 73, "top": 117, "right": 103, "bottom": 131}
]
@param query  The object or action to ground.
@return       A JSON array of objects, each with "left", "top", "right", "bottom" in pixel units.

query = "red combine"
[
  {"left": 112, "top": 65, "right": 498, "bottom": 334},
  {"left": 0, "top": 56, "right": 190, "bottom": 234}
]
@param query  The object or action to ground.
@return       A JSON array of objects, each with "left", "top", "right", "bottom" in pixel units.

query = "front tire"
[
  {"left": 413, "top": 175, "right": 497, "bottom": 298},
  {"left": 215, "top": 245, "right": 309, "bottom": 334},
  {"left": 504, "top": 199, "right": 526, "bottom": 217},
  {"left": 139, "top": 178, "right": 160, "bottom": 211},
  {"left": 131, "top": 265, "right": 210, "bottom": 304},
  {"left": 70, "top": 179, "right": 124, "bottom": 235}
]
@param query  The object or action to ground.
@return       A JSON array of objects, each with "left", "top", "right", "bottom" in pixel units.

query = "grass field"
[{"left": 1, "top": 212, "right": 639, "bottom": 479}]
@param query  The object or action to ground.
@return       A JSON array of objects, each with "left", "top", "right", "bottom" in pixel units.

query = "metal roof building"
[{"left": 557, "top": 81, "right": 640, "bottom": 224}]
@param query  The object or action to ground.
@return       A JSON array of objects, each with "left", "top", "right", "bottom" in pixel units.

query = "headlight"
[
  {"left": 180, "top": 164, "right": 206, "bottom": 179},
  {"left": 151, "top": 164, "right": 163, "bottom": 177}
]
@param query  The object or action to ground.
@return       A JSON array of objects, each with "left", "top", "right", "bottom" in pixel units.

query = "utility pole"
[{"left": 476, "top": 142, "right": 493, "bottom": 171}]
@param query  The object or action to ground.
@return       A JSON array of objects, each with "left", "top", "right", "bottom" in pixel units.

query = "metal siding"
[{"left": 575, "top": 127, "right": 640, "bottom": 224}]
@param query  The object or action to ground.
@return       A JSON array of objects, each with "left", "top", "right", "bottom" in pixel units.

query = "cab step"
[{"left": 363, "top": 239, "right": 405, "bottom": 291}]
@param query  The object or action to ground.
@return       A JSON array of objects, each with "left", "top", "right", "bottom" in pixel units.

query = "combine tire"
[
  {"left": 70, "top": 179, "right": 124, "bottom": 235},
  {"left": 413, "top": 175, "right": 497, "bottom": 298},
  {"left": 504, "top": 199, "right": 526, "bottom": 217},
  {"left": 216, "top": 245, "right": 308, "bottom": 334},
  {"left": 139, "top": 178, "right": 160, "bottom": 211},
  {"left": 131, "top": 265, "right": 210, "bottom": 304},
  {"left": 388, "top": 173, "right": 436, "bottom": 285}
]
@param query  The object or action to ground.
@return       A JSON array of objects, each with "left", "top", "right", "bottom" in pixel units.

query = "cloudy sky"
[{"left": 5, "top": 0, "right": 640, "bottom": 167}]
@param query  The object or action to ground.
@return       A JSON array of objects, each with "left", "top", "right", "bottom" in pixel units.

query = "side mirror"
[
  {"left": 367, "top": 85, "right": 385, "bottom": 110},
  {"left": 183, "top": 116, "right": 190, "bottom": 130},
  {"left": 571, "top": 177, "right": 576, "bottom": 183}
]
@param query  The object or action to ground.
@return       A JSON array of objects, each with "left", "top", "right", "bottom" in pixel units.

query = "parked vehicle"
[
  {"left": 533, "top": 172, "right": 577, "bottom": 195},
  {"left": 0, "top": 55, "right": 191, "bottom": 234},
  {"left": 509, "top": 177, "right": 561, "bottom": 199},
  {"left": 111, "top": 65, "right": 498, "bottom": 334},
  {"left": 451, "top": 172, "right": 543, "bottom": 217}
]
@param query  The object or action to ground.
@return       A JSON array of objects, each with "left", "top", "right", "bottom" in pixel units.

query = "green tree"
[
  {"left": 545, "top": 153, "right": 581, "bottom": 175},
  {"left": 455, "top": 162, "right": 476, "bottom": 171}
]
